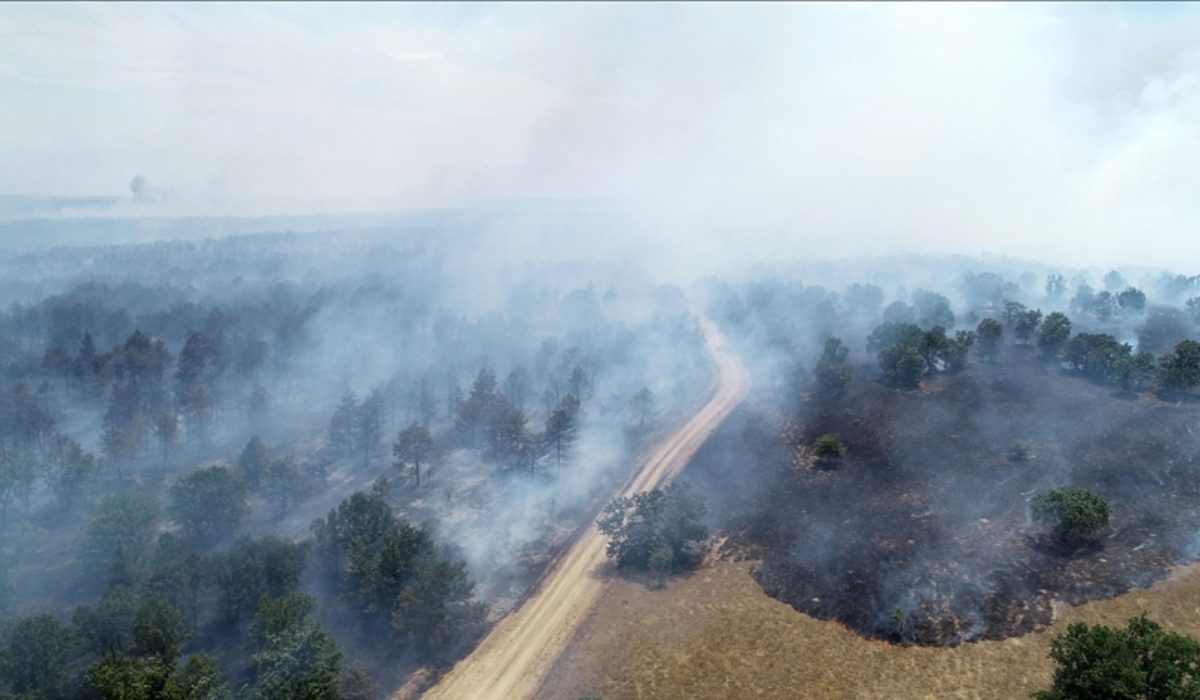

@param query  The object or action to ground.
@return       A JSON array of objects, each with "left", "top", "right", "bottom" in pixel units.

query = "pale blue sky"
[{"left": 1, "top": 2, "right": 1199, "bottom": 267}]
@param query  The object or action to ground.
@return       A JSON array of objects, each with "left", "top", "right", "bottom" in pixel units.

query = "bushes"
[{"left": 1032, "top": 487, "right": 1110, "bottom": 546}]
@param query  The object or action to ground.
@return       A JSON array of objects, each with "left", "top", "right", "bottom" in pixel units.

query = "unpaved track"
[{"left": 416, "top": 318, "right": 749, "bottom": 700}]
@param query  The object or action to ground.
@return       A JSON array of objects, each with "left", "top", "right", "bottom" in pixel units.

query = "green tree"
[
  {"left": 47, "top": 438, "right": 98, "bottom": 510},
  {"left": 245, "top": 595, "right": 341, "bottom": 700},
  {"left": 1037, "top": 312, "right": 1072, "bottom": 357},
  {"left": 328, "top": 390, "right": 359, "bottom": 456},
  {"left": 1114, "top": 351, "right": 1157, "bottom": 392},
  {"left": 1032, "top": 487, "right": 1110, "bottom": 546},
  {"left": 598, "top": 482, "right": 708, "bottom": 571},
  {"left": 163, "top": 654, "right": 231, "bottom": 700},
  {"left": 263, "top": 458, "right": 303, "bottom": 517},
  {"left": 1, "top": 614, "right": 75, "bottom": 699},
  {"left": 1116, "top": 286, "right": 1146, "bottom": 315},
  {"left": 169, "top": 465, "right": 248, "bottom": 548},
  {"left": 1014, "top": 309, "right": 1044, "bottom": 345},
  {"left": 391, "top": 558, "right": 488, "bottom": 651},
  {"left": 73, "top": 586, "right": 140, "bottom": 656},
  {"left": 1158, "top": 340, "right": 1200, "bottom": 394},
  {"left": 541, "top": 395, "right": 580, "bottom": 476},
  {"left": 1064, "top": 333, "right": 1131, "bottom": 383},
  {"left": 1036, "top": 615, "right": 1200, "bottom": 700},
  {"left": 131, "top": 598, "right": 189, "bottom": 660},
  {"left": 356, "top": 387, "right": 386, "bottom": 467},
  {"left": 238, "top": 436, "right": 270, "bottom": 489},
  {"left": 392, "top": 423, "right": 434, "bottom": 487},
  {"left": 211, "top": 536, "right": 307, "bottom": 627},
  {"left": 813, "top": 337, "right": 853, "bottom": 398},
  {"left": 976, "top": 319, "right": 1004, "bottom": 361},
  {"left": 85, "top": 653, "right": 168, "bottom": 700},
  {"left": 85, "top": 492, "right": 160, "bottom": 586}
]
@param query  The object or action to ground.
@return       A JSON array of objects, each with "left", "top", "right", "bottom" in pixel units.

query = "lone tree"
[
  {"left": 392, "top": 423, "right": 434, "bottom": 487},
  {"left": 976, "top": 318, "right": 1003, "bottom": 361},
  {"left": 598, "top": 482, "right": 708, "bottom": 572},
  {"left": 813, "top": 337, "right": 853, "bottom": 397},
  {"left": 1032, "top": 487, "right": 1110, "bottom": 546},
  {"left": 1037, "top": 615, "right": 1200, "bottom": 700},
  {"left": 814, "top": 434, "right": 846, "bottom": 461}
]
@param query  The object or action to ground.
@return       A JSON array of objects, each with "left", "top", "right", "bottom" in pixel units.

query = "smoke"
[{"left": 3, "top": 4, "right": 1200, "bottom": 270}]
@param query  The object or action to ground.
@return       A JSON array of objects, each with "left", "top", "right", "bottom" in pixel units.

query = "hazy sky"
[{"left": 2, "top": 3, "right": 1199, "bottom": 267}]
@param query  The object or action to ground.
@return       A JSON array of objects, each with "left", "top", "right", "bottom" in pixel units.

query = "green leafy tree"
[
  {"left": 169, "top": 465, "right": 248, "bottom": 548},
  {"left": 598, "top": 482, "right": 709, "bottom": 571},
  {"left": 541, "top": 395, "right": 580, "bottom": 475},
  {"left": 85, "top": 492, "right": 160, "bottom": 586},
  {"left": 1114, "top": 351, "right": 1157, "bottom": 392},
  {"left": 912, "top": 289, "right": 955, "bottom": 328},
  {"left": 391, "top": 558, "right": 488, "bottom": 651},
  {"left": 1032, "top": 487, "right": 1110, "bottom": 546},
  {"left": 131, "top": 598, "right": 189, "bottom": 660},
  {"left": 47, "top": 438, "right": 98, "bottom": 510},
  {"left": 1158, "top": 339, "right": 1200, "bottom": 394},
  {"left": 813, "top": 337, "right": 853, "bottom": 398},
  {"left": 1036, "top": 615, "right": 1200, "bottom": 700},
  {"left": 328, "top": 390, "right": 359, "bottom": 456},
  {"left": 356, "top": 387, "right": 386, "bottom": 467},
  {"left": 1014, "top": 309, "right": 1044, "bottom": 345},
  {"left": 392, "top": 423, "right": 434, "bottom": 487},
  {"left": 976, "top": 319, "right": 1004, "bottom": 362},
  {"left": 85, "top": 653, "right": 168, "bottom": 700},
  {"left": 1, "top": 614, "right": 75, "bottom": 699},
  {"left": 262, "top": 457, "right": 303, "bottom": 517},
  {"left": 1037, "top": 312, "right": 1072, "bottom": 357},
  {"left": 245, "top": 595, "right": 342, "bottom": 700},
  {"left": 1116, "top": 286, "right": 1147, "bottom": 315},
  {"left": 73, "top": 586, "right": 140, "bottom": 656},
  {"left": 163, "top": 654, "right": 232, "bottom": 700},
  {"left": 942, "top": 330, "right": 976, "bottom": 373},
  {"left": 212, "top": 536, "right": 307, "bottom": 627},
  {"left": 238, "top": 436, "right": 270, "bottom": 489},
  {"left": 1064, "top": 333, "right": 1132, "bottom": 383}
]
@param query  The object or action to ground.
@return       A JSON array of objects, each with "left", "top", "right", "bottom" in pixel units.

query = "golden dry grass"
[{"left": 537, "top": 560, "right": 1200, "bottom": 700}]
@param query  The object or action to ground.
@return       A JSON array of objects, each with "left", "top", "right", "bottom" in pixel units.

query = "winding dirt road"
[{"left": 417, "top": 318, "right": 749, "bottom": 700}]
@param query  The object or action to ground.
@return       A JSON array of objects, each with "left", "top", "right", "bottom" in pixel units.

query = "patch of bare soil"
[{"left": 686, "top": 351, "right": 1200, "bottom": 645}]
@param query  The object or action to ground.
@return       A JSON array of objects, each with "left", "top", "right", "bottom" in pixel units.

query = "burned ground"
[{"left": 687, "top": 346, "right": 1200, "bottom": 645}]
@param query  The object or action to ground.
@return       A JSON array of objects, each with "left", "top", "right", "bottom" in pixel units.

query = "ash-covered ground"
[{"left": 687, "top": 347, "right": 1200, "bottom": 645}]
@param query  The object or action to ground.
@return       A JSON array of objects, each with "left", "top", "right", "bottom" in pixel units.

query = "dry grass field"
[{"left": 537, "top": 559, "right": 1200, "bottom": 700}]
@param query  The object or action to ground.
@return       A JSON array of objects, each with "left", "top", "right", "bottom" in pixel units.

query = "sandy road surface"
[{"left": 416, "top": 318, "right": 749, "bottom": 700}]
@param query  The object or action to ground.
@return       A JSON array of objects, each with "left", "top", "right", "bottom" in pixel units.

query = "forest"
[{"left": 0, "top": 220, "right": 709, "bottom": 699}]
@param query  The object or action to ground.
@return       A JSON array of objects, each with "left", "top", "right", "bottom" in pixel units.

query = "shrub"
[
  {"left": 1009, "top": 440, "right": 1033, "bottom": 463},
  {"left": 1032, "top": 487, "right": 1110, "bottom": 545},
  {"left": 814, "top": 434, "right": 846, "bottom": 460}
]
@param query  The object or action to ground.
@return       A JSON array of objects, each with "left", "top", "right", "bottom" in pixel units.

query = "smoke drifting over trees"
[{"left": 4, "top": 3, "right": 1200, "bottom": 698}]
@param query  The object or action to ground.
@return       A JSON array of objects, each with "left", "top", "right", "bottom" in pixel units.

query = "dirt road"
[{"left": 416, "top": 318, "right": 749, "bottom": 700}]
